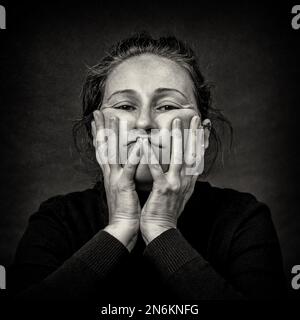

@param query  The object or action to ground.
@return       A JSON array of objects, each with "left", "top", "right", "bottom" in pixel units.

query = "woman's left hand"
[{"left": 140, "top": 115, "right": 205, "bottom": 245}]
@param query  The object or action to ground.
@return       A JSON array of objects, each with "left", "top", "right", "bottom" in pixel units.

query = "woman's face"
[{"left": 100, "top": 54, "right": 207, "bottom": 188}]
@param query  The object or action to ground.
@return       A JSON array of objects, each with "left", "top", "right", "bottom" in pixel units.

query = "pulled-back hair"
[{"left": 72, "top": 32, "right": 232, "bottom": 180}]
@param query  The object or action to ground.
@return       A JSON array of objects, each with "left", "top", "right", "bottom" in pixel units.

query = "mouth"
[{"left": 127, "top": 138, "right": 163, "bottom": 149}]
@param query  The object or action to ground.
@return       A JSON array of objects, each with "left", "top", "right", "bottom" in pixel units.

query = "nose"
[{"left": 135, "top": 106, "right": 157, "bottom": 132}]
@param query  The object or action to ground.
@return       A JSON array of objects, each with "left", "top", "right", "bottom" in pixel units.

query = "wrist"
[
  {"left": 104, "top": 221, "right": 139, "bottom": 252},
  {"left": 141, "top": 223, "right": 175, "bottom": 245}
]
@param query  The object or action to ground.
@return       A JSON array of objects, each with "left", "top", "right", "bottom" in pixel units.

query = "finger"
[
  {"left": 93, "top": 110, "right": 105, "bottom": 131},
  {"left": 184, "top": 115, "right": 200, "bottom": 168},
  {"left": 93, "top": 110, "right": 109, "bottom": 172},
  {"left": 169, "top": 118, "right": 183, "bottom": 176},
  {"left": 185, "top": 116, "right": 206, "bottom": 176},
  {"left": 184, "top": 130, "right": 205, "bottom": 176},
  {"left": 194, "top": 126, "right": 205, "bottom": 175},
  {"left": 141, "top": 138, "right": 164, "bottom": 181},
  {"left": 122, "top": 138, "right": 143, "bottom": 181},
  {"left": 93, "top": 110, "right": 107, "bottom": 147},
  {"left": 107, "top": 116, "right": 120, "bottom": 171}
]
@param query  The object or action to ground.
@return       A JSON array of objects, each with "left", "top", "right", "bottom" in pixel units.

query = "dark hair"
[{"left": 72, "top": 32, "right": 232, "bottom": 181}]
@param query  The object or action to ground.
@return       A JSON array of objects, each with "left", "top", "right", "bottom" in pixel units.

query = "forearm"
[
  {"left": 11, "top": 230, "right": 129, "bottom": 299},
  {"left": 143, "top": 229, "right": 246, "bottom": 300}
]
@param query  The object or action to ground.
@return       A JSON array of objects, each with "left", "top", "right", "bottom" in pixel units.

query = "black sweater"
[{"left": 8, "top": 181, "right": 287, "bottom": 301}]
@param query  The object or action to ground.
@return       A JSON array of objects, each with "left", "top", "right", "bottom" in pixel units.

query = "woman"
[{"left": 9, "top": 33, "right": 286, "bottom": 300}]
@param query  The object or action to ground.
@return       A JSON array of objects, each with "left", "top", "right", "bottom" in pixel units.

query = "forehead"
[{"left": 104, "top": 54, "right": 195, "bottom": 99}]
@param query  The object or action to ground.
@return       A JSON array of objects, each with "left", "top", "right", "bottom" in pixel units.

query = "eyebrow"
[
  {"left": 106, "top": 89, "right": 137, "bottom": 102},
  {"left": 106, "top": 87, "right": 189, "bottom": 102},
  {"left": 154, "top": 88, "right": 189, "bottom": 100}
]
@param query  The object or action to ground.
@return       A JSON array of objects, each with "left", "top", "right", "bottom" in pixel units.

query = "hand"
[
  {"left": 140, "top": 116, "right": 204, "bottom": 245},
  {"left": 92, "top": 110, "right": 143, "bottom": 251}
]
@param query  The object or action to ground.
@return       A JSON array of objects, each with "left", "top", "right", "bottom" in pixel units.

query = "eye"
[
  {"left": 156, "top": 105, "right": 180, "bottom": 112},
  {"left": 113, "top": 104, "right": 136, "bottom": 111}
]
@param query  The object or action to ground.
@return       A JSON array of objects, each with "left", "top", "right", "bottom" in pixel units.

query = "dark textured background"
[{"left": 0, "top": 1, "right": 299, "bottom": 298}]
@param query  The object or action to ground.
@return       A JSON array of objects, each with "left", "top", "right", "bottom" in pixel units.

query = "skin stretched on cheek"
[
  {"left": 100, "top": 107, "right": 200, "bottom": 161},
  {"left": 99, "top": 109, "right": 202, "bottom": 192},
  {"left": 97, "top": 54, "right": 207, "bottom": 189}
]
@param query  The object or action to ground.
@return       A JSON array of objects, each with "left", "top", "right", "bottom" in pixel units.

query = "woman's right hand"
[{"left": 92, "top": 110, "right": 143, "bottom": 252}]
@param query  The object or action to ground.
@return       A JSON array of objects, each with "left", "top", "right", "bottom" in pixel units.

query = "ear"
[{"left": 202, "top": 119, "right": 211, "bottom": 149}]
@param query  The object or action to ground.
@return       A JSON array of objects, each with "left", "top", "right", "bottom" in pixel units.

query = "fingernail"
[
  {"left": 141, "top": 137, "right": 148, "bottom": 146},
  {"left": 174, "top": 118, "right": 181, "bottom": 126},
  {"left": 194, "top": 115, "right": 200, "bottom": 124},
  {"left": 93, "top": 110, "right": 98, "bottom": 119}
]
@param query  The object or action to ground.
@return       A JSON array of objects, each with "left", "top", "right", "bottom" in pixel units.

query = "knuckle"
[
  {"left": 170, "top": 181, "right": 181, "bottom": 193},
  {"left": 154, "top": 180, "right": 181, "bottom": 194}
]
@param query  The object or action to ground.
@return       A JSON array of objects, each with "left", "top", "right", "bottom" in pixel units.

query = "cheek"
[
  {"left": 101, "top": 109, "right": 136, "bottom": 128},
  {"left": 155, "top": 109, "right": 199, "bottom": 130},
  {"left": 154, "top": 109, "right": 200, "bottom": 153}
]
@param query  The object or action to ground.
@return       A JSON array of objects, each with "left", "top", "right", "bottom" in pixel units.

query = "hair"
[{"left": 72, "top": 32, "right": 233, "bottom": 181}]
